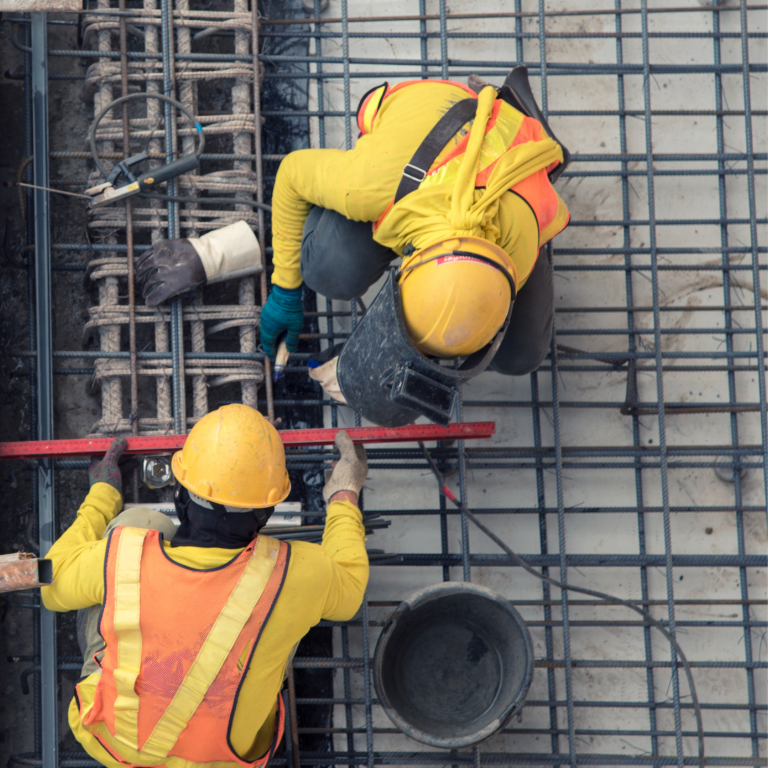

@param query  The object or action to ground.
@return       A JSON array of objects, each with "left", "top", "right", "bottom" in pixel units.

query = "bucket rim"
[{"left": 373, "top": 581, "right": 534, "bottom": 748}]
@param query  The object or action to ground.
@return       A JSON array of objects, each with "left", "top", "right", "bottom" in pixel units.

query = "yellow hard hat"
[
  {"left": 397, "top": 237, "right": 517, "bottom": 358},
  {"left": 171, "top": 404, "right": 291, "bottom": 509}
]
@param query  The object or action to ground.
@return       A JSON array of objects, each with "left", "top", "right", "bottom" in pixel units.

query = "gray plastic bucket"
[{"left": 373, "top": 582, "right": 533, "bottom": 748}]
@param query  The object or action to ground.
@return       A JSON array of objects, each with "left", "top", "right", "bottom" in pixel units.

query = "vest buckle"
[{"left": 402, "top": 163, "right": 427, "bottom": 183}]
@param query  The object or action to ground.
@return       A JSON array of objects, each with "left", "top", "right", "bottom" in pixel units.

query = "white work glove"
[
  {"left": 189, "top": 220, "right": 261, "bottom": 283},
  {"left": 309, "top": 356, "right": 348, "bottom": 404},
  {"left": 322, "top": 431, "right": 368, "bottom": 503},
  {"left": 137, "top": 220, "right": 261, "bottom": 307}
]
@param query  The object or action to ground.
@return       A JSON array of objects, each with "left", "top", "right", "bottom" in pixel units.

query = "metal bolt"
[
  {"left": 713, "top": 456, "right": 747, "bottom": 484},
  {"left": 142, "top": 456, "right": 173, "bottom": 489}
]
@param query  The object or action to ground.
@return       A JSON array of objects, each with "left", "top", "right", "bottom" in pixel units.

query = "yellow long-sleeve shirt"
[
  {"left": 41, "top": 483, "right": 368, "bottom": 767},
  {"left": 271, "top": 80, "right": 541, "bottom": 291}
]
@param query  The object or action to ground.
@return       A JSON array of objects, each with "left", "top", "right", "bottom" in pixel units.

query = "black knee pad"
[
  {"left": 300, "top": 255, "right": 368, "bottom": 300},
  {"left": 489, "top": 344, "right": 549, "bottom": 376}
]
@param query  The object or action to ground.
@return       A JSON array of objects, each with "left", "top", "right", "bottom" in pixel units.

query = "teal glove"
[{"left": 260, "top": 285, "right": 304, "bottom": 360}]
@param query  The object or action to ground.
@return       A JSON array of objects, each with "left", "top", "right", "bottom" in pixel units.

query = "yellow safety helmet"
[
  {"left": 171, "top": 404, "right": 291, "bottom": 509},
  {"left": 398, "top": 237, "right": 517, "bottom": 358}
]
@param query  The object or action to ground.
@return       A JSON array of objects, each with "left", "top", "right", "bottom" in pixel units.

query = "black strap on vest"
[{"left": 394, "top": 98, "right": 478, "bottom": 204}]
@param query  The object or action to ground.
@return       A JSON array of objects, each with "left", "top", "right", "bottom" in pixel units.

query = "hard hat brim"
[{"left": 172, "top": 450, "right": 292, "bottom": 509}]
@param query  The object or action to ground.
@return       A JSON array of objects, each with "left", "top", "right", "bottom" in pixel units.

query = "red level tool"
[{"left": 0, "top": 422, "right": 495, "bottom": 460}]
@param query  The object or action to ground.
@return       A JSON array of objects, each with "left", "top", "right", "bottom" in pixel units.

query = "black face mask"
[{"left": 170, "top": 484, "right": 274, "bottom": 549}]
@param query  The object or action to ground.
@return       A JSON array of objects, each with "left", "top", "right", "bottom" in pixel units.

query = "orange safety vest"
[
  {"left": 356, "top": 80, "right": 570, "bottom": 250},
  {"left": 76, "top": 526, "right": 289, "bottom": 768}
]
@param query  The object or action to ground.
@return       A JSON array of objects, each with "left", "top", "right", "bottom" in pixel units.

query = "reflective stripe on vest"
[
  {"left": 356, "top": 79, "right": 478, "bottom": 136},
  {"left": 356, "top": 82, "right": 388, "bottom": 135},
  {"left": 359, "top": 81, "right": 569, "bottom": 249},
  {"left": 78, "top": 527, "right": 289, "bottom": 768}
]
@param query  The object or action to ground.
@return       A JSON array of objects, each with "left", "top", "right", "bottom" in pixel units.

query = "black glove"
[{"left": 135, "top": 239, "right": 206, "bottom": 308}]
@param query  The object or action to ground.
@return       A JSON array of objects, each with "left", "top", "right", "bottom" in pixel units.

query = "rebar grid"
[
  {"left": 82, "top": 0, "right": 266, "bottom": 438},
  {"left": 9, "top": 2, "right": 767, "bottom": 768},
  {"left": 258, "top": 2, "right": 767, "bottom": 767}
]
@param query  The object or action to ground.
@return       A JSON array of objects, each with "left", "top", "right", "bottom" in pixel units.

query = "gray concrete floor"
[
  {"left": 306, "top": 0, "right": 767, "bottom": 762},
  {"left": 0, "top": 2, "right": 764, "bottom": 766}
]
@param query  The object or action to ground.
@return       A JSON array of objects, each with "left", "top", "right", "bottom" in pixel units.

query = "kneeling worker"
[
  {"left": 133, "top": 69, "right": 570, "bottom": 424},
  {"left": 259, "top": 68, "right": 570, "bottom": 380},
  {"left": 41, "top": 404, "right": 369, "bottom": 768}
]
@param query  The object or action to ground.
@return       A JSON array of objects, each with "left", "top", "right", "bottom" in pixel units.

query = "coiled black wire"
[
  {"left": 88, "top": 92, "right": 272, "bottom": 212},
  {"left": 89, "top": 92, "right": 204, "bottom": 177}
]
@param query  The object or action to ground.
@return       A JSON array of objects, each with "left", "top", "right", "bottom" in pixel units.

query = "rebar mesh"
[
  {"left": 262, "top": 2, "right": 767, "bottom": 766},
  {"left": 9, "top": 1, "right": 767, "bottom": 768},
  {"left": 81, "top": 0, "right": 266, "bottom": 437}
]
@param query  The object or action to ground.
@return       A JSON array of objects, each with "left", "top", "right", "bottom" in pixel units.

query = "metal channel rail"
[{"left": 5, "top": 2, "right": 767, "bottom": 768}]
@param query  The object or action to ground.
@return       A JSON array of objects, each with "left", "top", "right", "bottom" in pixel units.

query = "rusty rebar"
[
  {"left": 119, "top": 0, "right": 140, "bottom": 502},
  {"left": 286, "top": 662, "right": 301, "bottom": 768},
  {"left": 260, "top": 3, "right": 767, "bottom": 26},
  {"left": 252, "top": 2, "right": 274, "bottom": 422}
]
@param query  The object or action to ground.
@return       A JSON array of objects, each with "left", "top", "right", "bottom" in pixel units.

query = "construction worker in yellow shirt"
[
  {"left": 41, "top": 404, "right": 369, "bottom": 768},
  {"left": 135, "top": 68, "right": 570, "bottom": 426}
]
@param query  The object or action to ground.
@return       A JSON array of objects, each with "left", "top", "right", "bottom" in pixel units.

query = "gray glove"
[
  {"left": 323, "top": 431, "right": 368, "bottom": 502},
  {"left": 88, "top": 436, "right": 127, "bottom": 493},
  {"left": 136, "top": 238, "right": 206, "bottom": 307},
  {"left": 136, "top": 221, "right": 261, "bottom": 308}
]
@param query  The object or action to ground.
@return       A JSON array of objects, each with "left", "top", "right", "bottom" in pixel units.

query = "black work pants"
[{"left": 300, "top": 206, "right": 553, "bottom": 376}]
